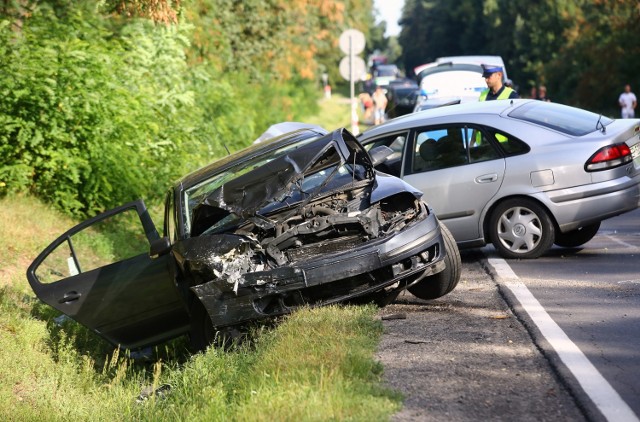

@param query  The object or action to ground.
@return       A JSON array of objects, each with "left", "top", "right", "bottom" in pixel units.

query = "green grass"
[
  {"left": 301, "top": 91, "right": 370, "bottom": 134},
  {"left": 0, "top": 194, "right": 402, "bottom": 421}
]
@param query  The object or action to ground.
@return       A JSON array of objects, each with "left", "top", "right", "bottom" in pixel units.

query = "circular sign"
[
  {"left": 339, "top": 29, "right": 365, "bottom": 55},
  {"left": 339, "top": 56, "right": 366, "bottom": 81}
]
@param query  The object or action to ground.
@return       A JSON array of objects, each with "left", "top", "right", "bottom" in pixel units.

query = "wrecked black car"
[{"left": 27, "top": 127, "right": 460, "bottom": 351}]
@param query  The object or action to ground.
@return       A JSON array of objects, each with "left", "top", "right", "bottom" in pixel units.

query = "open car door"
[{"left": 26, "top": 200, "right": 189, "bottom": 350}]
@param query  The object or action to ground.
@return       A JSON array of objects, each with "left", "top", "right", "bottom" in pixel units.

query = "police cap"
[{"left": 481, "top": 64, "right": 503, "bottom": 78}]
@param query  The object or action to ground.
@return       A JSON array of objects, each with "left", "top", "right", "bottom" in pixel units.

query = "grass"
[
  {"left": 0, "top": 193, "right": 402, "bottom": 421},
  {"left": 300, "top": 89, "right": 371, "bottom": 134}
]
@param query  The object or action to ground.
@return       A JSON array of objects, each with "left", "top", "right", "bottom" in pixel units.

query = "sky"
[{"left": 374, "top": 0, "right": 404, "bottom": 37}]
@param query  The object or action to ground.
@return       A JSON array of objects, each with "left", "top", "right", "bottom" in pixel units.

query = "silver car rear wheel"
[
  {"left": 554, "top": 222, "right": 601, "bottom": 248},
  {"left": 489, "top": 198, "right": 555, "bottom": 259}
]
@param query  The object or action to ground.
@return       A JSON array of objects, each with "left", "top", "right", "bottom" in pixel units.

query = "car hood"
[{"left": 190, "top": 129, "right": 396, "bottom": 231}]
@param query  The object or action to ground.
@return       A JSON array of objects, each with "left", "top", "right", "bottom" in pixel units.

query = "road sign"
[
  {"left": 338, "top": 29, "right": 366, "bottom": 136},
  {"left": 339, "top": 29, "right": 365, "bottom": 55},
  {"left": 339, "top": 56, "right": 366, "bottom": 81}
]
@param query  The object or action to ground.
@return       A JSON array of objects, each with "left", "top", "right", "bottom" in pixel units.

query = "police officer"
[{"left": 479, "top": 65, "right": 519, "bottom": 101}]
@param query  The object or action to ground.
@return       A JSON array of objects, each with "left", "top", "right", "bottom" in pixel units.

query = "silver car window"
[
  {"left": 493, "top": 131, "right": 530, "bottom": 156},
  {"left": 412, "top": 125, "right": 502, "bottom": 173},
  {"left": 508, "top": 101, "right": 613, "bottom": 136},
  {"left": 468, "top": 128, "right": 501, "bottom": 163},
  {"left": 413, "top": 126, "right": 466, "bottom": 171}
]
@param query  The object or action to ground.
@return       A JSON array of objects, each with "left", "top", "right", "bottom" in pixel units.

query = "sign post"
[{"left": 339, "top": 29, "right": 365, "bottom": 135}]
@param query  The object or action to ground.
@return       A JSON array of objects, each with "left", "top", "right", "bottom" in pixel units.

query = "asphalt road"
[
  {"left": 488, "top": 208, "right": 640, "bottom": 420},
  {"left": 377, "top": 209, "right": 640, "bottom": 421},
  {"left": 377, "top": 250, "right": 587, "bottom": 421}
]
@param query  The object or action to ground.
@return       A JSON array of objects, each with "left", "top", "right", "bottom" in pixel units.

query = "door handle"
[
  {"left": 475, "top": 173, "right": 498, "bottom": 183},
  {"left": 58, "top": 291, "right": 81, "bottom": 303}
]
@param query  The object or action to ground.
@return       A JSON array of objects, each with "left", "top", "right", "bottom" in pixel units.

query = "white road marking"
[
  {"left": 617, "top": 279, "right": 640, "bottom": 285},
  {"left": 487, "top": 256, "right": 639, "bottom": 422},
  {"left": 602, "top": 234, "right": 639, "bottom": 250}
]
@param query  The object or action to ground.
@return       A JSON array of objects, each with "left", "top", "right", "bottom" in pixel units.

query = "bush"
[
  {"left": 0, "top": 3, "right": 197, "bottom": 215},
  {"left": 0, "top": 1, "right": 320, "bottom": 218}
]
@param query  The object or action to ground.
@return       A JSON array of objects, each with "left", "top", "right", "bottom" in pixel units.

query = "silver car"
[{"left": 359, "top": 99, "right": 640, "bottom": 259}]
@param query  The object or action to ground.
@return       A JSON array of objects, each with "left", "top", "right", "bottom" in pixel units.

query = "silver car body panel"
[
  {"left": 359, "top": 99, "right": 640, "bottom": 247},
  {"left": 404, "top": 159, "right": 505, "bottom": 240}
]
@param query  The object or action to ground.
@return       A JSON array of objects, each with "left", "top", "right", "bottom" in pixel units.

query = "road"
[
  {"left": 486, "top": 208, "right": 640, "bottom": 420},
  {"left": 377, "top": 250, "right": 587, "bottom": 421},
  {"left": 377, "top": 209, "right": 639, "bottom": 421}
]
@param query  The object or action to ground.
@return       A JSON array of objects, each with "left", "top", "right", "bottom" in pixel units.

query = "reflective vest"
[
  {"left": 476, "top": 86, "right": 514, "bottom": 144},
  {"left": 479, "top": 87, "right": 514, "bottom": 101}
]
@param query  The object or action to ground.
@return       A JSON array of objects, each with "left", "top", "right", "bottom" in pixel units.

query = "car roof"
[
  {"left": 359, "top": 99, "right": 532, "bottom": 138},
  {"left": 436, "top": 55, "right": 507, "bottom": 78},
  {"left": 414, "top": 55, "right": 507, "bottom": 78},
  {"left": 437, "top": 55, "right": 505, "bottom": 67}
]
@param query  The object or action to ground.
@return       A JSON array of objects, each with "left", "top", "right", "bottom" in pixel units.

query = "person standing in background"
[
  {"left": 618, "top": 84, "right": 637, "bottom": 118},
  {"left": 538, "top": 86, "right": 551, "bottom": 102},
  {"left": 479, "top": 65, "right": 519, "bottom": 101},
  {"left": 372, "top": 85, "right": 388, "bottom": 125},
  {"left": 359, "top": 91, "right": 374, "bottom": 123}
]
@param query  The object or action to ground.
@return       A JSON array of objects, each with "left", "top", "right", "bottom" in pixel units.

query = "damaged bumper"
[{"left": 192, "top": 210, "right": 445, "bottom": 328}]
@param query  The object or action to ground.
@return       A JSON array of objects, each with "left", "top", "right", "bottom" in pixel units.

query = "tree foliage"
[
  {"left": 0, "top": 1, "right": 236, "bottom": 215},
  {"left": 0, "top": 0, "right": 377, "bottom": 217},
  {"left": 103, "top": 0, "right": 182, "bottom": 23},
  {"left": 184, "top": 0, "right": 374, "bottom": 94},
  {"left": 397, "top": 0, "right": 640, "bottom": 113}
]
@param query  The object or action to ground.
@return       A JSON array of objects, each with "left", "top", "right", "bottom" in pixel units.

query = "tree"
[
  {"left": 104, "top": 0, "right": 182, "bottom": 23},
  {"left": 546, "top": 0, "right": 640, "bottom": 113},
  {"left": 0, "top": 0, "right": 380, "bottom": 216},
  {"left": 396, "top": 0, "right": 640, "bottom": 111},
  {"left": 0, "top": 0, "right": 250, "bottom": 215}
]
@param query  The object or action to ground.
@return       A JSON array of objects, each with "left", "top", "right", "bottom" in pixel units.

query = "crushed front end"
[{"left": 174, "top": 128, "right": 448, "bottom": 330}]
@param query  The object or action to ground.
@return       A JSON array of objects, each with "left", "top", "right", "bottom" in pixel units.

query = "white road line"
[
  {"left": 603, "top": 234, "right": 639, "bottom": 250},
  {"left": 487, "top": 257, "right": 639, "bottom": 422}
]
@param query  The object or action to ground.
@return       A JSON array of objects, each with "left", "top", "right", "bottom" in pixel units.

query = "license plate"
[{"left": 631, "top": 142, "right": 640, "bottom": 160}]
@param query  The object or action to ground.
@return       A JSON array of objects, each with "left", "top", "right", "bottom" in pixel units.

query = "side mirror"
[
  {"left": 369, "top": 145, "right": 395, "bottom": 167},
  {"left": 149, "top": 237, "right": 172, "bottom": 258}
]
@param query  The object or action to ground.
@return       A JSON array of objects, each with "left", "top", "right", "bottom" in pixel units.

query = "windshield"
[
  {"left": 182, "top": 131, "right": 373, "bottom": 237},
  {"left": 375, "top": 65, "right": 398, "bottom": 77},
  {"left": 419, "top": 70, "right": 486, "bottom": 98},
  {"left": 508, "top": 102, "right": 614, "bottom": 136},
  {"left": 183, "top": 135, "right": 322, "bottom": 235}
]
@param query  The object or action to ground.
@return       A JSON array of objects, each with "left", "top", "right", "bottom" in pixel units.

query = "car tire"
[
  {"left": 188, "top": 301, "right": 215, "bottom": 353},
  {"left": 554, "top": 222, "right": 601, "bottom": 248},
  {"left": 488, "top": 198, "right": 555, "bottom": 259},
  {"left": 189, "top": 301, "right": 246, "bottom": 352},
  {"left": 408, "top": 223, "right": 461, "bottom": 300}
]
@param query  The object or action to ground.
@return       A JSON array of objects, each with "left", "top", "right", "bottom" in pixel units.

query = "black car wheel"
[
  {"left": 189, "top": 301, "right": 246, "bottom": 352},
  {"left": 408, "top": 223, "right": 461, "bottom": 300},
  {"left": 554, "top": 222, "right": 601, "bottom": 248},
  {"left": 489, "top": 198, "right": 555, "bottom": 259},
  {"left": 188, "top": 301, "right": 215, "bottom": 353}
]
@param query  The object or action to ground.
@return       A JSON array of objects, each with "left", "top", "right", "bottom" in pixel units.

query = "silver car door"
[{"left": 403, "top": 125, "right": 506, "bottom": 242}]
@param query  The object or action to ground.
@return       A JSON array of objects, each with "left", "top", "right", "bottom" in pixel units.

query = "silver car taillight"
[{"left": 585, "top": 143, "right": 632, "bottom": 171}]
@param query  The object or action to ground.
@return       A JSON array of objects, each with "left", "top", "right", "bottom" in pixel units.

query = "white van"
[{"left": 413, "top": 55, "right": 509, "bottom": 109}]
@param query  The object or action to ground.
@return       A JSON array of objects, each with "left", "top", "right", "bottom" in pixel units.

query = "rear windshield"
[
  {"left": 508, "top": 101, "right": 613, "bottom": 136},
  {"left": 376, "top": 65, "right": 398, "bottom": 76},
  {"left": 418, "top": 63, "right": 482, "bottom": 79}
]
